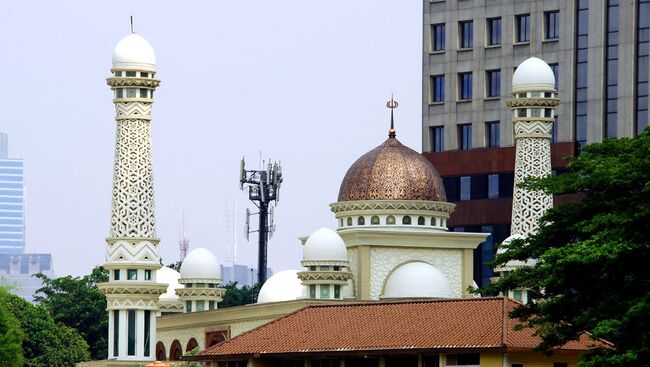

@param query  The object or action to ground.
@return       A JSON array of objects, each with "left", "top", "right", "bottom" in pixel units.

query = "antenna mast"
[
  {"left": 130, "top": 16, "right": 134, "bottom": 33},
  {"left": 239, "top": 157, "right": 283, "bottom": 284},
  {"left": 179, "top": 212, "right": 189, "bottom": 261}
]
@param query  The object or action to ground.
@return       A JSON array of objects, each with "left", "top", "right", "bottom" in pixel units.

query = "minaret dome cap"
[
  {"left": 179, "top": 247, "right": 221, "bottom": 281},
  {"left": 512, "top": 57, "right": 555, "bottom": 92},
  {"left": 303, "top": 228, "right": 347, "bottom": 262},
  {"left": 112, "top": 33, "right": 156, "bottom": 71}
]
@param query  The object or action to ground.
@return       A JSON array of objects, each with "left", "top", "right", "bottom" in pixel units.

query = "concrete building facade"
[{"left": 421, "top": 0, "right": 647, "bottom": 287}]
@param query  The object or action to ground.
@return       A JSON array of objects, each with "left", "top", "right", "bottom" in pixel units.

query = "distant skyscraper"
[
  {"left": 220, "top": 264, "right": 273, "bottom": 286},
  {"left": 0, "top": 132, "right": 25, "bottom": 254},
  {"left": 0, "top": 253, "right": 55, "bottom": 301}
]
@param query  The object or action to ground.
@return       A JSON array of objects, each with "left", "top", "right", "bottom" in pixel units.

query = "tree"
[
  {"left": 166, "top": 261, "right": 182, "bottom": 272},
  {"left": 33, "top": 266, "right": 108, "bottom": 360},
  {"left": 1, "top": 289, "right": 90, "bottom": 366},
  {"left": 487, "top": 130, "right": 650, "bottom": 366},
  {"left": 0, "top": 287, "right": 23, "bottom": 367},
  {"left": 219, "top": 282, "right": 261, "bottom": 308}
]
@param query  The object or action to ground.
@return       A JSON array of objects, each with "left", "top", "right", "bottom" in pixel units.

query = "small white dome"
[
  {"left": 382, "top": 262, "right": 451, "bottom": 299},
  {"left": 112, "top": 33, "right": 156, "bottom": 71},
  {"left": 180, "top": 248, "right": 221, "bottom": 281},
  {"left": 512, "top": 57, "right": 555, "bottom": 91},
  {"left": 303, "top": 227, "right": 348, "bottom": 262},
  {"left": 257, "top": 270, "right": 305, "bottom": 304},
  {"left": 495, "top": 234, "right": 537, "bottom": 270},
  {"left": 158, "top": 266, "right": 184, "bottom": 300}
]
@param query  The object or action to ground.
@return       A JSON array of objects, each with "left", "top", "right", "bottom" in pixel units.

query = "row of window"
[
  {"left": 341, "top": 215, "right": 446, "bottom": 227},
  {"left": 430, "top": 11, "right": 559, "bottom": 52},
  {"left": 113, "top": 309, "right": 152, "bottom": 357},
  {"left": 185, "top": 300, "right": 216, "bottom": 312},
  {"left": 0, "top": 161, "right": 23, "bottom": 168},
  {"left": 115, "top": 88, "right": 153, "bottom": 99},
  {"left": 444, "top": 173, "right": 514, "bottom": 202},
  {"left": 114, "top": 70, "right": 155, "bottom": 78},
  {"left": 308, "top": 284, "right": 342, "bottom": 299},
  {"left": 113, "top": 268, "right": 152, "bottom": 281},
  {"left": 430, "top": 121, "right": 501, "bottom": 152},
  {"left": 429, "top": 64, "right": 558, "bottom": 103}
]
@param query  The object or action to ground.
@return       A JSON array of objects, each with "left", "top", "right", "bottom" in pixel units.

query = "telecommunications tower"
[{"left": 240, "top": 158, "right": 283, "bottom": 284}]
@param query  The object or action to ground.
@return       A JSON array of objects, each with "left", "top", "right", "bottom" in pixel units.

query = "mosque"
[{"left": 85, "top": 31, "right": 600, "bottom": 367}]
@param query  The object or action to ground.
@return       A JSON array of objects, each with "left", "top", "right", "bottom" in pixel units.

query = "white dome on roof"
[
  {"left": 112, "top": 33, "right": 156, "bottom": 71},
  {"left": 303, "top": 228, "right": 348, "bottom": 262},
  {"left": 257, "top": 270, "right": 305, "bottom": 304},
  {"left": 382, "top": 262, "right": 450, "bottom": 299},
  {"left": 158, "top": 266, "right": 184, "bottom": 300},
  {"left": 179, "top": 248, "right": 221, "bottom": 282},
  {"left": 512, "top": 57, "right": 555, "bottom": 91}
]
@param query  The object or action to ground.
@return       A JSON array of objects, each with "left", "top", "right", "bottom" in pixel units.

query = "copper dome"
[{"left": 337, "top": 136, "right": 447, "bottom": 202}]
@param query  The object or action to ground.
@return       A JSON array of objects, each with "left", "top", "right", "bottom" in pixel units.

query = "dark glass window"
[
  {"left": 334, "top": 284, "right": 341, "bottom": 298},
  {"left": 606, "top": 0, "right": 619, "bottom": 138},
  {"left": 516, "top": 14, "right": 531, "bottom": 43},
  {"left": 459, "top": 72, "right": 472, "bottom": 100},
  {"left": 447, "top": 354, "right": 480, "bottom": 365},
  {"left": 431, "top": 75, "right": 445, "bottom": 102},
  {"left": 549, "top": 63, "right": 559, "bottom": 89},
  {"left": 209, "top": 300, "right": 215, "bottom": 309},
  {"left": 486, "top": 121, "right": 500, "bottom": 148},
  {"left": 470, "top": 174, "right": 488, "bottom": 200},
  {"left": 140, "top": 88, "right": 148, "bottom": 98},
  {"left": 385, "top": 356, "right": 418, "bottom": 367},
  {"left": 486, "top": 69, "right": 501, "bottom": 97},
  {"left": 545, "top": 11, "right": 560, "bottom": 39},
  {"left": 432, "top": 23, "right": 445, "bottom": 51},
  {"left": 487, "top": 18, "right": 501, "bottom": 45},
  {"left": 357, "top": 216, "right": 365, "bottom": 225},
  {"left": 186, "top": 300, "right": 192, "bottom": 312},
  {"left": 115, "top": 71, "right": 122, "bottom": 77},
  {"left": 125, "top": 71, "right": 136, "bottom": 77},
  {"left": 575, "top": 0, "right": 589, "bottom": 146},
  {"left": 430, "top": 126, "right": 444, "bottom": 152},
  {"left": 371, "top": 215, "right": 379, "bottom": 225},
  {"left": 127, "top": 310, "right": 136, "bottom": 356},
  {"left": 638, "top": 0, "right": 650, "bottom": 135},
  {"left": 458, "top": 124, "right": 472, "bottom": 150},
  {"left": 127, "top": 269, "right": 137, "bottom": 280},
  {"left": 114, "top": 269, "right": 120, "bottom": 280},
  {"left": 443, "top": 177, "right": 460, "bottom": 202},
  {"left": 418, "top": 216, "right": 425, "bottom": 225},
  {"left": 144, "top": 310, "right": 150, "bottom": 356},
  {"left": 488, "top": 174, "right": 499, "bottom": 199},
  {"left": 402, "top": 216, "right": 412, "bottom": 225},
  {"left": 499, "top": 172, "right": 514, "bottom": 198},
  {"left": 144, "top": 269, "right": 151, "bottom": 280},
  {"left": 113, "top": 310, "right": 119, "bottom": 356},
  {"left": 460, "top": 176, "right": 471, "bottom": 201},
  {"left": 140, "top": 72, "right": 149, "bottom": 78},
  {"left": 422, "top": 355, "right": 440, "bottom": 367},
  {"left": 459, "top": 21, "right": 473, "bottom": 48},
  {"left": 116, "top": 89, "right": 123, "bottom": 98}
]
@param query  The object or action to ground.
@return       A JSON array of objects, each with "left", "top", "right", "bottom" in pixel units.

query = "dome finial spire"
[
  {"left": 386, "top": 94, "right": 399, "bottom": 138},
  {"left": 130, "top": 15, "right": 134, "bottom": 33}
]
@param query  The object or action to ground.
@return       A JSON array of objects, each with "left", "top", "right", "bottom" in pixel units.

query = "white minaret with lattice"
[
  {"left": 98, "top": 32, "right": 167, "bottom": 362},
  {"left": 497, "top": 57, "right": 559, "bottom": 302}
]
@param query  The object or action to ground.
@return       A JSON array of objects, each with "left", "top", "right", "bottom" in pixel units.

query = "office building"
[
  {"left": 0, "top": 253, "right": 54, "bottom": 301},
  {"left": 421, "top": 0, "right": 642, "bottom": 287},
  {"left": 0, "top": 132, "right": 25, "bottom": 254},
  {"left": 220, "top": 264, "right": 273, "bottom": 287}
]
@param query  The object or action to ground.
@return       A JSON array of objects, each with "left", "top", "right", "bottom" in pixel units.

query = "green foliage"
[
  {"left": 179, "top": 347, "right": 201, "bottom": 367},
  {"left": 0, "top": 287, "right": 24, "bottom": 367},
  {"left": 33, "top": 265, "right": 109, "bottom": 360},
  {"left": 1, "top": 288, "right": 90, "bottom": 366},
  {"left": 219, "top": 282, "right": 261, "bottom": 308},
  {"left": 166, "top": 261, "right": 182, "bottom": 272},
  {"left": 486, "top": 129, "right": 650, "bottom": 366}
]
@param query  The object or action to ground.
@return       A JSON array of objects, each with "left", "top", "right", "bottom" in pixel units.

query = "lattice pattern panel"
[
  {"left": 110, "top": 116, "right": 157, "bottom": 238},
  {"left": 511, "top": 136, "right": 553, "bottom": 236}
]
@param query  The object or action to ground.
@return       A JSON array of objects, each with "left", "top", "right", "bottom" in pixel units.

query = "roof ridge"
[{"left": 304, "top": 297, "right": 505, "bottom": 309}]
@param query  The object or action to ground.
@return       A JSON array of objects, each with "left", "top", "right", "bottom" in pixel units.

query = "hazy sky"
[{"left": 0, "top": 1, "right": 423, "bottom": 276}]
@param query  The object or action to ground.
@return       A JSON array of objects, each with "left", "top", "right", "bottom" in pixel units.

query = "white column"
[
  {"left": 119, "top": 309, "right": 128, "bottom": 358},
  {"left": 149, "top": 311, "right": 156, "bottom": 359},
  {"left": 107, "top": 310, "right": 114, "bottom": 359}
]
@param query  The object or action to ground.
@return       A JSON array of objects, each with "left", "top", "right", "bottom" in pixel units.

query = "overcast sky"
[{"left": 0, "top": 0, "right": 423, "bottom": 277}]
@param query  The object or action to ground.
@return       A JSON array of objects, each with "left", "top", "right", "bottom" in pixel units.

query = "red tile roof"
[{"left": 195, "top": 297, "right": 603, "bottom": 360}]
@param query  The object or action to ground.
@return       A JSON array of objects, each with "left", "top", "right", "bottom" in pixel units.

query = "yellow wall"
[{"left": 480, "top": 352, "right": 582, "bottom": 367}]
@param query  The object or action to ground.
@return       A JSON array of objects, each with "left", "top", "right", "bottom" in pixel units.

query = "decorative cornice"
[
  {"left": 175, "top": 287, "right": 226, "bottom": 298},
  {"left": 300, "top": 260, "right": 349, "bottom": 267},
  {"left": 98, "top": 282, "right": 167, "bottom": 296},
  {"left": 158, "top": 301, "right": 184, "bottom": 312},
  {"left": 106, "top": 298, "right": 158, "bottom": 310},
  {"left": 505, "top": 97, "right": 560, "bottom": 108},
  {"left": 330, "top": 200, "right": 455, "bottom": 215},
  {"left": 297, "top": 271, "right": 353, "bottom": 282},
  {"left": 178, "top": 278, "right": 222, "bottom": 285},
  {"left": 107, "top": 77, "right": 161, "bottom": 88}
]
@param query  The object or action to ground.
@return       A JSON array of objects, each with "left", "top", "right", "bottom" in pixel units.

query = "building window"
[
  {"left": 488, "top": 174, "right": 499, "bottom": 199},
  {"left": 125, "top": 71, "right": 137, "bottom": 77},
  {"left": 545, "top": 11, "right": 560, "bottom": 40},
  {"left": 115, "top": 89, "right": 123, "bottom": 98},
  {"left": 386, "top": 215, "right": 395, "bottom": 225},
  {"left": 114, "top": 269, "right": 120, "bottom": 280},
  {"left": 459, "top": 21, "right": 473, "bottom": 49},
  {"left": 458, "top": 124, "right": 472, "bottom": 150},
  {"left": 417, "top": 216, "right": 425, "bottom": 225},
  {"left": 127, "top": 269, "right": 137, "bottom": 280},
  {"left": 113, "top": 310, "right": 119, "bottom": 356},
  {"left": 431, "top": 23, "right": 445, "bottom": 51},
  {"left": 515, "top": 14, "right": 531, "bottom": 43},
  {"left": 512, "top": 289, "right": 523, "bottom": 302},
  {"left": 320, "top": 284, "right": 330, "bottom": 299},
  {"left": 115, "top": 71, "right": 122, "bottom": 77},
  {"left": 606, "top": 0, "right": 619, "bottom": 138},
  {"left": 402, "top": 216, "right": 412, "bottom": 225},
  {"left": 209, "top": 300, "right": 215, "bottom": 309},
  {"left": 357, "top": 216, "right": 365, "bottom": 225},
  {"left": 430, "top": 126, "right": 444, "bottom": 152},
  {"left": 334, "top": 285, "right": 341, "bottom": 299},
  {"left": 460, "top": 176, "right": 471, "bottom": 201},
  {"left": 486, "top": 69, "right": 501, "bottom": 97},
  {"left": 196, "top": 300, "right": 205, "bottom": 311},
  {"left": 486, "top": 121, "right": 500, "bottom": 148},
  {"left": 549, "top": 63, "right": 559, "bottom": 90},
  {"left": 144, "top": 269, "right": 151, "bottom": 280},
  {"left": 126, "top": 88, "right": 136, "bottom": 98},
  {"left": 487, "top": 18, "right": 501, "bottom": 46},
  {"left": 140, "top": 88, "right": 148, "bottom": 98},
  {"left": 458, "top": 72, "right": 472, "bottom": 100},
  {"left": 127, "top": 310, "right": 136, "bottom": 356},
  {"left": 431, "top": 75, "right": 445, "bottom": 102},
  {"left": 637, "top": 1, "right": 649, "bottom": 134},
  {"left": 186, "top": 301, "right": 192, "bottom": 312},
  {"left": 141, "top": 72, "right": 149, "bottom": 78},
  {"left": 447, "top": 354, "right": 479, "bottom": 365},
  {"left": 144, "top": 310, "right": 151, "bottom": 357},
  {"left": 371, "top": 216, "right": 380, "bottom": 225},
  {"left": 576, "top": 0, "right": 589, "bottom": 146},
  {"left": 347, "top": 217, "right": 352, "bottom": 226},
  {"left": 309, "top": 285, "right": 316, "bottom": 298}
]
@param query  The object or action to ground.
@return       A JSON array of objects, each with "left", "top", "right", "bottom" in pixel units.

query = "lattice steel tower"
[{"left": 98, "top": 30, "right": 166, "bottom": 361}]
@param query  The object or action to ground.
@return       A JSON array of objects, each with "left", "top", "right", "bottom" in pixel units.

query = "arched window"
[
  {"left": 155, "top": 342, "right": 166, "bottom": 361},
  {"left": 347, "top": 217, "right": 352, "bottom": 226},
  {"left": 402, "top": 216, "right": 412, "bottom": 225},
  {"left": 431, "top": 217, "right": 436, "bottom": 226},
  {"left": 186, "top": 338, "right": 199, "bottom": 353},
  {"left": 169, "top": 340, "right": 182, "bottom": 361},
  {"left": 418, "top": 216, "right": 425, "bottom": 225},
  {"left": 357, "top": 216, "right": 365, "bottom": 225},
  {"left": 371, "top": 216, "right": 380, "bottom": 225},
  {"left": 386, "top": 215, "right": 396, "bottom": 225},
  {"left": 339, "top": 218, "right": 343, "bottom": 227},
  {"left": 206, "top": 330, "right": 229, "bottom": 348}
]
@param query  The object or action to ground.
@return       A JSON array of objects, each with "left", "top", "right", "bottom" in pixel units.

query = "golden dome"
[{"left": 337, "top": 136, "right": 447, "bottom": 202}]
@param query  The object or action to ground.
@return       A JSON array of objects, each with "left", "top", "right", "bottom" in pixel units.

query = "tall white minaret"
[
  {"left": 497, "top": 57, "right": 559, "bottom": 302},
  {"left": 98, "top": 31, "right": 166, "bottom": 361}
]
